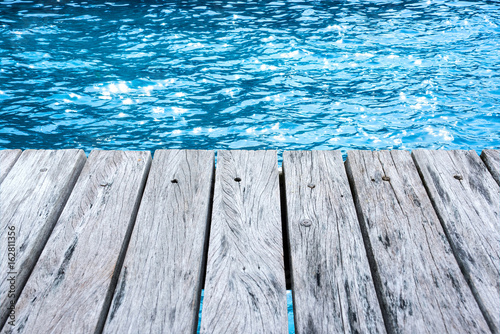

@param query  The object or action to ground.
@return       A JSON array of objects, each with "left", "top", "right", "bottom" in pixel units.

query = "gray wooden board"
[
  {"left": 283, "top": 150, "right": 386, "bottom": 334},
  {"left": 0, "top": 149, "right": 86, "bottom": 329},
  {"left": 200, "top": 150, "right": 288, "bottom": 334},
  {"left": 480, "top": 149, "right": 500, "bottom": 186},
  {"left": 345, "top": 150, "right": 489, "bottom": 334},
  {"left": 102, "top": 150, "right": 214, "bottom": 334},
  {"left": 2, "top": 150, "right": 151, "bottom": 334},
  {"left": 0, "top": 150, "right": 22, "bottom": 184},
  {"left": 412, "top": 149, "right": 500, "bottom": 333}
]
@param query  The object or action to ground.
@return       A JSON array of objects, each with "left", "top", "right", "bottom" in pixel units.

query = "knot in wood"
[
  {"left": 453, "top": 174, "right": 463, "bottom": 181},
  {"left": 300, "top": 219, "right": 312, "bottom": 227},
  {"left": 382, "top": 176, "right": 390, "bottom": 181},
  {"left": 307, "top": 183, "right": 315, "bottom": 189},
  {"left": 171, "top": 179, "right": 178, "bottom": 184},
  {"left": 234, "top": 177, "right": 242, "bottom": 182}
]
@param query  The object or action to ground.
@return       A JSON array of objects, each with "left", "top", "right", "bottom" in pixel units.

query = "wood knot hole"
[
  {"left": 453, "top": 175, "right": 463, "bottom": 181},
  {"left": 307, "top": 183, "right": 315, "bottom": 189},
  {"left": 40, "top": 168, "right": 47, "bottom": 172},
  {"left": 171, "top": 179, "right": 178, "bottom": 184},
  {"left": 371, "top": 178, "right": 375, "bottom": 182},
  {"left": 300, "top": 219, "right": 312, "bottom": 227},
  {"left": 234, "top": 177, "right": 241, "bottom": 182},
  {"left": 382, "top": 176, "right": 390, "bottom": 181}
]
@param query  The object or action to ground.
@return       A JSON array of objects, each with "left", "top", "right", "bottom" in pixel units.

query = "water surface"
[{"left": 0, "top": 0, "right": 499, "bottom": 155}]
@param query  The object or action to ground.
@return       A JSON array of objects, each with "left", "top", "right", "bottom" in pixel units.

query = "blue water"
[{"left": 0, "top": 0, "right": 499, "bottom": 156}]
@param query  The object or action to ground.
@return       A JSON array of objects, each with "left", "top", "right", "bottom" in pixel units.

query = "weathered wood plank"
[
  {"left": 200, "top": 150, "right": 287, "bottom": 334},
  {"left": 412, "top": 149, "right": 500, "bottom": 333},
  {"left": 480, "top": 149, "right": 500, "bottom": 186},
  {"left": 4, "top": 150, "right": 151, "bottom": 334},
  {"left": 283, "top": 150, "right": 386, "bottom": 334},
  {"left": 0, "top": 149, "right": 86, "bottom": 329},
  {"left": 345, "top": 150, "right": 489, "bottom": 334},
  {"left": 0, "top": 149, "right": 22, "bottom": 184},
  {"left": 102, "top": 150, "right": 214, "bottom": 334}
]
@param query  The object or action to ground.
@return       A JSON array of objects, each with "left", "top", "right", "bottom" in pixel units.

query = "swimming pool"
[
  {"left": 0, "top": 0, "right": 499, "bottom": 156},
  {"left": 1, "top": 1, "right": 498, "bottom": 333}
]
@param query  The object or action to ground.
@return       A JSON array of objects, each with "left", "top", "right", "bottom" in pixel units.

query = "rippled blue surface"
[{"left": 0, "top": 0, "right": 499, "bottom": 156}]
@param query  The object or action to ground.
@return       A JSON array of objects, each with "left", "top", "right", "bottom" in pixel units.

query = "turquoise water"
[{"left": 0, "top": 0, "right": 499, "bottom": 156}]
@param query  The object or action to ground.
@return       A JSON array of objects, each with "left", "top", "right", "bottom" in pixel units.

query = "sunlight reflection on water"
[{"left": 0, "top": 0, "right": 499, "bottom": 157}]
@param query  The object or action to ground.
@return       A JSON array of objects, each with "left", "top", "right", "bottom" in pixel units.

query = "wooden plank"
[
  {"left": 0, "top": 149, "right": 22, "bottom": 184},
  {"left": 345, "top": 150, "right": 489, "bottom": 334},
  {"left": 4, "top": 150, "right": 151, "bottom": 334},
  {"left": 0, "top": 149, "right": 86, "bottom": 329},
  {"left": 480, "top": 149, "right": 500, "bottom": 186},
  {"left": 283, "top": 150, "right": 386, "bottom": 334},
  {"left": 412, "top": 149, "right": 500, "bottom": 333},
  {"left": 200, "top": 150, "right": 287, "bottom": 334},
  {"left": 102, "top": 150, "right": 214, "bottom": 334}
]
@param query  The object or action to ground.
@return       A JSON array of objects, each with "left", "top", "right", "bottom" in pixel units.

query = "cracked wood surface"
[
  {"left": 480, "top": 149, "right": 500, "bottom": 186},
  {"left": 283, "top": 150, "right": 386, "bottom": 334},
  {"left": 3, "top": 150, "right": 151, "bottom": 334},
  {"left": 412, "top": 150, "right": 499, "bottom": 334},
  {"left": 346, "top": 150, "right": 489, "bottom": 334},
  {"left": 200, "top": 150, "right": 287, "bottom": 334},
  {"left": 102, "top": 150, "right": 214, "bottom": 334},
  {"left": 0, "top": 149, "right": 21, "bottom": 184},
  {"left": 0, "top": 149, "right": 86, "bottom": 329}
]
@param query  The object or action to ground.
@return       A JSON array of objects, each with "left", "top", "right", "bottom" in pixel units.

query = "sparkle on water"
[{"left": 0, "top": 0, "right": 499, "bottom": 157}]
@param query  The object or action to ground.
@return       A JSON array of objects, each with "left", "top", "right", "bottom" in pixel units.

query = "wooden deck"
[{"left": 0, "top": 149, "right": 498, "bottom": 334}]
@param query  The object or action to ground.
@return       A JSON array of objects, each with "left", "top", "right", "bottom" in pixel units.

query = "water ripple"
[{"left": 0, "top": 0, "right": 499, "bottom": 157}]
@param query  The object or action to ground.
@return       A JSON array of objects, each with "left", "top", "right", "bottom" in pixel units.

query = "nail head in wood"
[{"left": 300, "top": 219, "right": 312, "bottom": 227}]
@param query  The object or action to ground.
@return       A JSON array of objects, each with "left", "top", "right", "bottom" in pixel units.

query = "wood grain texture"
[
  {"left": 412, "top": 149, "right": 500, "bottom": 333},
  {"left": 102, "top": 150, "right": 214, "bottom": 334},
  {"left": 0, "top": 149, "right": 86, "bottom": 329},
  {"left": 3, "top": 150, "right": 151, "bottom": 334},
  {"left": 200, "top": 150, "right": 287, "bottom": 334},
  {"left": 480, "top": 149, "right": 500, "bottom": 186},
  {"left": 345, "top": 150, "right": 489, "bottom": 334},
  {"left": 0, "top": 149, "right": 22, "bottom": 184},
  {"left": 283, "top": 150, "right": 386, "bottom": 334}
]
